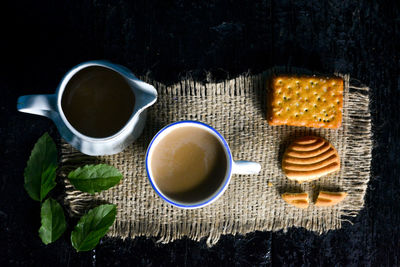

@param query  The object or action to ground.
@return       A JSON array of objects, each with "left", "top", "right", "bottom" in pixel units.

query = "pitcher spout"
[
  {"left": 17, "top": 94, "right": 57, "bottom": 119},
  {"left": 130, "top": 78, "right": 158, "bottom": 112}
]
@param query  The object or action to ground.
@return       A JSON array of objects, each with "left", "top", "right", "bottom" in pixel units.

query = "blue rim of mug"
[{"left": 145, "top": 120, "right": 233, "bottom": 208}]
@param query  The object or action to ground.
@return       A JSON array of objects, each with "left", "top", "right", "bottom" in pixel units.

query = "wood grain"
[{"left": 1, "top": 0, "right": 399, "bottom": 265}]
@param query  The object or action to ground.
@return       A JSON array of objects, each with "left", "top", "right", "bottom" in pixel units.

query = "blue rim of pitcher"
[{"left": 145, "top": 120, "right": 233, "bottom": 208}]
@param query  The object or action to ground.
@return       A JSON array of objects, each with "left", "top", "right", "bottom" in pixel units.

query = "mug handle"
[
  {"left": 17, "top": 94, "right": 57, "bottom": 119},
  {"left": 232, "top": 160, "right": 261, "bottom": 175}
]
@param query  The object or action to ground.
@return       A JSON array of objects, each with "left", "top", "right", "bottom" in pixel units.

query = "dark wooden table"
[{"left": 2, "top": 0, "right": 399, "bottom": 266}]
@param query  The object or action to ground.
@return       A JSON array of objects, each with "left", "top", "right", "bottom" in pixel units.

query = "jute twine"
[{"left": 60, "top": 67, "right": 372, "bottom": 246}]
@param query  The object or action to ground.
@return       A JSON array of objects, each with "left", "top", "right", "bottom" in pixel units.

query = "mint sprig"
[
  {"left": 24, "top": 132, "right": 57, "bottom": 201},
  {"left": 39, "top": 198, "right": 67, "bottom": 244},
  {"left": 68, "top": 164, "right": 123, "bottom": 194},
  {"left": 24, "top": 133, "right": 120, "bottom": 251},
  {"left": 71, "top": 204, "right": 117, "bottom": 252}
]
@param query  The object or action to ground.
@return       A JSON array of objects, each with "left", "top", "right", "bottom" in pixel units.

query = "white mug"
[{"left": 145, "top": 120, "right": 261, "bottom": 209}]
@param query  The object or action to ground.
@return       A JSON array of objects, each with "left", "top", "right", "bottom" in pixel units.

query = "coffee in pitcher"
[{"left": 61, "top": 66, "right": 135, "bottom": 138}]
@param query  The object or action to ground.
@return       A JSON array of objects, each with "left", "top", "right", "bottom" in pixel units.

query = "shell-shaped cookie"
[
  {"left": 281, "top": 192, "right": 309, "bottom": 209},
  {"left": 315, "top": 191, "right": 347, "bottom": 207},
  {"left": 282, "top": 136, "right": 340, "bottom": 182}
]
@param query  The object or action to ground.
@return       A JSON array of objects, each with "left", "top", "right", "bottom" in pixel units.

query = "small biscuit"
[
  {"left": 281, "top": 192, "right": 309, "bottom": 209},
  {"left": 282, "top": 136, "right": 340, "bottom": 182},
  {"left": 267, "top": 75, "right": 343, "bottom": 129},
  {"left": 315, "top": 191, "right": 347, "bottom": 207}
]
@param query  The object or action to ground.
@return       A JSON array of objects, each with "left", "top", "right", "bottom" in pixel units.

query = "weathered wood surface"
[{"left": 1, "top": 0, "right": 399, "bottom": 265}]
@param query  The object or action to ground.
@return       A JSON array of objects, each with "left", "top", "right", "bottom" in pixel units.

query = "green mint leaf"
[
  {"left": 67, "top": 164, "right": 123, "bottom": 194},
  {"left": 39, "top": 198, "right": 67, "bottom": 245},
  {"left": 24, "top": 132, "right": 57, "bottom": 201},
  {"left": 71, "top": 204, "right": 117, "bottom": 252}
]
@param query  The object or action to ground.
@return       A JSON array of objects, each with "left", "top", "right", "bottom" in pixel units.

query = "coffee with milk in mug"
[{"left": 149, "top": 125, "right": 228, "bottom": 203}]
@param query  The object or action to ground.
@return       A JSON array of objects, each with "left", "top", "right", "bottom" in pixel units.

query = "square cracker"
[{"left": 267, "top": 75, "right": 343, "bottom": 129}]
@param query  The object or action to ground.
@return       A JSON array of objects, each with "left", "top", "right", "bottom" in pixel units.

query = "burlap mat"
[{"left": 60, "top": 67, "right": 372, "bottom": 246}]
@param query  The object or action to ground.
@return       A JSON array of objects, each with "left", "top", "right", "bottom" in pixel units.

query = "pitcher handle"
[
  {"left": 17, "top": 94, "right": 57, "bottom": 118},
  {"left": 232, "top": 160, "right": 261, "bottom": 175}
]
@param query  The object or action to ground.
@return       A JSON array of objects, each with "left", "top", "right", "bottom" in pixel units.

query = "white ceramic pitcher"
[{"left": 17, "top": 60, "right": 157, "bottom": 156}]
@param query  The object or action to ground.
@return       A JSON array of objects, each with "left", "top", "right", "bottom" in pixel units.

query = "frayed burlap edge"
[{"left": 60, "top": 67, "right": 372, "bottom": 246}]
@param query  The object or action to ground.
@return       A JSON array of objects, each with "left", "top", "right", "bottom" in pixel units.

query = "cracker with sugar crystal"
[{"left": 267, "top": 75, "right": 343, "bottom": 129}]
